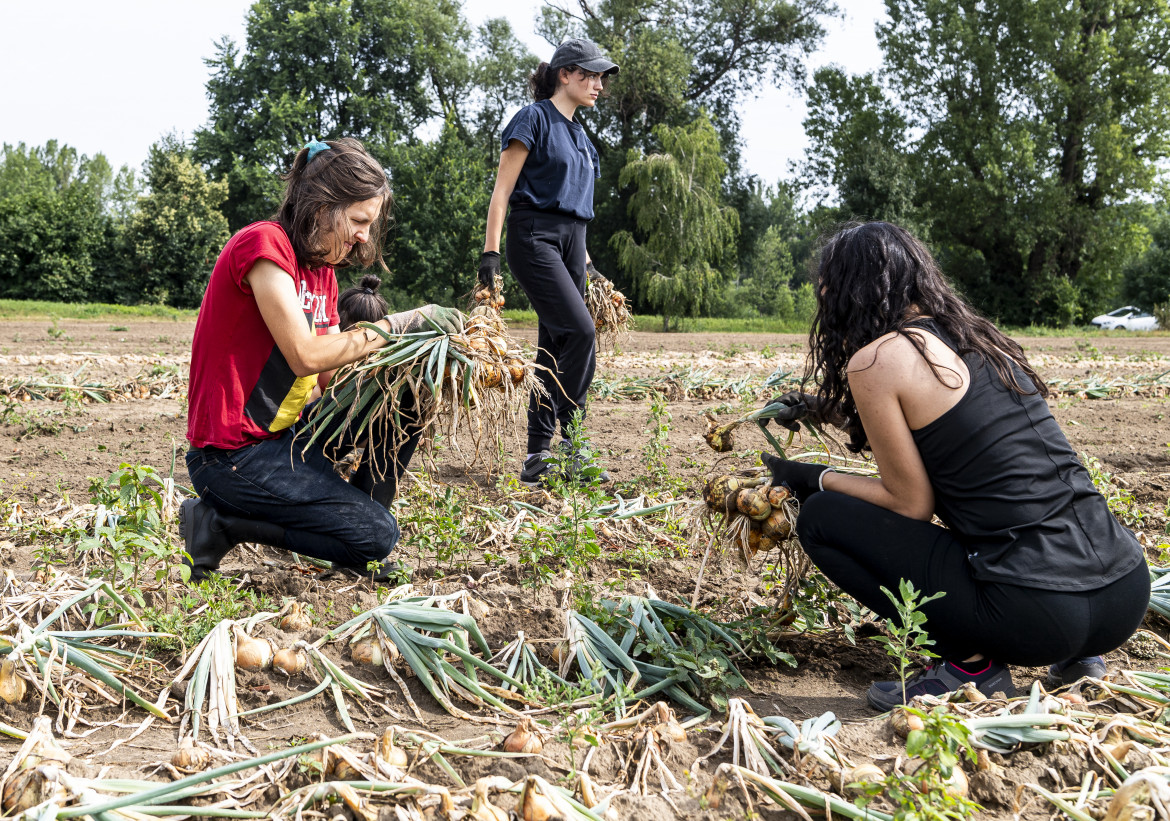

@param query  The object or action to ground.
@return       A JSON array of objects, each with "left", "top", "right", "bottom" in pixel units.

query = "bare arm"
[
  {"left": 484, "top": 141, "right": 530, "bottom": 253},
  {"left": 821, "top": 335, "right": 936, "bottom": 521},
  {"left": 247, "top": 261, "right": 393, "bottom": 378}
]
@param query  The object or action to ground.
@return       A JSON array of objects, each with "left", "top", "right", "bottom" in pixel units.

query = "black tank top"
[{"left": 908, "top": 319, "right": 1142, "bottom": 591}]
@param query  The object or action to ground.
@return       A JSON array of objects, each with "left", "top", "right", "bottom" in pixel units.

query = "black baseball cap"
[{"left": 548, "top": 38, "right": 619, "bottom": 75}]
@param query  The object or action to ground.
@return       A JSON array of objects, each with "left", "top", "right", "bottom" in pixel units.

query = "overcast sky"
[{"left": 3, "top": 0, "right": 884, "bottom": 185}]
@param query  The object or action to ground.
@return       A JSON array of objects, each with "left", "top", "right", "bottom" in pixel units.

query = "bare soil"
[{"left": 1, "top": 319, "right": 1169, "bottom": 819}]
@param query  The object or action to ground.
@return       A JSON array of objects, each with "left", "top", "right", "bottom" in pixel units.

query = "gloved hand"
[
  {"left": 391, "top": 305, "right": 464, "bottom": 335},
  {"left": 478, "top": 252, "right": 501, "bottom": 290},
  {"left": 586, "top": 261, "right": 606, "bottom": 283},
  {"left": 761, "top": 452, "right": 833, "bottom": 504},
  {"left": 762, "top": 391, "right": 814, "bottom": 432}
]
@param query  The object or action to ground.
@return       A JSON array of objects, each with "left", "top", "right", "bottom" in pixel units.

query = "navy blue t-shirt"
[{"left": 500, "top": 99, "right": 600, "bottom": 220}]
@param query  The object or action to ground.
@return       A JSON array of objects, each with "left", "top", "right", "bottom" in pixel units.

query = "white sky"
[{"left": 2, "top": 0, "right": 884, "bottom": 186}]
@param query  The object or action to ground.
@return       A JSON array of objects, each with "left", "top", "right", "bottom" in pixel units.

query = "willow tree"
[{"left": 611, "top": 115, "right": 739, "bottom": 330}]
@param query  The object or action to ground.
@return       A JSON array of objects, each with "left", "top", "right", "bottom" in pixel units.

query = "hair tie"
[
  {"left": 362, "top": 287, "right": 375, "bottom": 295},
  {"left": 304, "top": 139, "right": 331, "bottom": 163}
]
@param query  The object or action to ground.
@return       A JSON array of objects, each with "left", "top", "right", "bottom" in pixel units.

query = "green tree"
[
  {"left": 0, "top": 142, "right": 124, "bottom": 302},
  {"left": 122, "top": 138, "right": 230, "bottom": 308},
  {"left": 382, "top": 119, "right": 496, "bottom": 306},
  {"left": 612, "top": 114, "right": 739, "bottom": 329},
  {"left": 194, "top": 0, "right": 532, "bottom": 230},
  {"left": 1124, "top": 210, "right": 1170, "bottom": 310},
  {"left": 802, "top": 0, "right": 1170, "bottom": 325}
]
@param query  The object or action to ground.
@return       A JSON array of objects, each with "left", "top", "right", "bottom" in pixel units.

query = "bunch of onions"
[
  {"left": 300, "top": 306, "right": 543, "bottom": 481},
  {"left": 702, "top": 474, "right": 794, "bottom": 558},
  {"left": 585, "top": 272, "right": 632, "bottom": 350},
  {"left": 470, "top": 274, "right": 506, "bottom": 311}
]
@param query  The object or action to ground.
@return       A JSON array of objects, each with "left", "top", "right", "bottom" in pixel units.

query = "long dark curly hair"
[{"left": 807, "top": 222, "right": 1046, "bottom": 453}]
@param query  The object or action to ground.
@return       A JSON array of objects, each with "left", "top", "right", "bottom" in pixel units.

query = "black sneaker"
[
  {"left": 332, "top": 558, "right": 410, "bottom": 584},
  {"left": 519, "top": 451, "right": 554, "bottom": 487},
  {"left": 179, "top": 498, "right": 235, "bottom": 582},
  {"left": 866, "top": 660, "right": 1017, "bottom": 711},
  {"left": 1045, "top": 655, "right": 1105, "bottom": 688}
]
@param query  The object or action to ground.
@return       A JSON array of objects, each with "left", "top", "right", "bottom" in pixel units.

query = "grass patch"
[
  {"left": 502, "top": 309, "right": 812, "bottom": 334},
  {"left": 0, "top": 299, "right": 196, "bottom": 320}
]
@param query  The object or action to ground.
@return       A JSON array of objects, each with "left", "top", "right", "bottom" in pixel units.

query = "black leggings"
[
  {"left": 796, "top": 492, "right": 1150, "bottom": 666},
  {"left": 505, "top": 208, "right": 594, "bottom": 453}
]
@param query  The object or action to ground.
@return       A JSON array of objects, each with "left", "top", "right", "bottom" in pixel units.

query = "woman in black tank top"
[{"left": 762, "top": 222, "right": 1148, "bottom": 710}]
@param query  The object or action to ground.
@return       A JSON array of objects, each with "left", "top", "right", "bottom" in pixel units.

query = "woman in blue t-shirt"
[{"left": 479, "top": 39, "right": 619, "bottom": 486}]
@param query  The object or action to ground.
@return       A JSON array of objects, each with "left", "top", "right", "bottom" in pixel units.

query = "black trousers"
[
  {"left": 505, "top": 208, "right": 595, "bottom": 452},
  {"left": 796, "top": 491, "right": 1150, "bottom": 666}
]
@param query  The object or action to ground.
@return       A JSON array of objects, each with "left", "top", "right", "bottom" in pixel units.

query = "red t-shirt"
[{"left": 187, "top": 221, "right": 339, "bottom": 450}]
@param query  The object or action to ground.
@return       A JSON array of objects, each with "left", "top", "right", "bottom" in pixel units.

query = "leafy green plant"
[
  {"left": 873, "top": 579, "right": 946, "bottom": 704},
  {"left": 1082, "top": 452, "right": 1146, "bottom": 527},
  {"left": 858, "top": 705, "right": 981, "bottom": 820}
]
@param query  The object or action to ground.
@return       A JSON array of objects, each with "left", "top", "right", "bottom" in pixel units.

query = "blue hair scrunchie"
[{"left": 304, "top": 140, "right": 331, "bottom": 163}]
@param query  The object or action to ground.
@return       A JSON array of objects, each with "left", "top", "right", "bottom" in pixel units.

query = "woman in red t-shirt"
[{"left": 183, "top": 138, "right": 460, "bottom": 582}]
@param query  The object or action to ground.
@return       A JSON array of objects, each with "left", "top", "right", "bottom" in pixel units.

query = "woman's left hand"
[{"left": 762, "top": 452, "right": 832, "bottom": 503}]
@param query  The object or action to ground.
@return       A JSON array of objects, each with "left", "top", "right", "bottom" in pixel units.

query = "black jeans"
[
  {"left": 186, "top": 406, "right": 422, "bottom": 568},
  {"left": 505, "top": 208, "right": 595, "bottom": 453},
  {"left": 796, "top": 491, "right": 1150, "bottom": 666}
]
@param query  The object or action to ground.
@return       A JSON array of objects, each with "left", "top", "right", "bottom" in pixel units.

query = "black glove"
[
  {"left": 586, "top": 262, "right": 605, "bottom": 283},
  {"left": 478, "top": 252, "right": 501, "bottom": 289},
  {"left": 763, "top": 391, "right": 815, "bottom": 432},
  {"left": 762, "top": 452, "right": 833, "bottom": 504}
]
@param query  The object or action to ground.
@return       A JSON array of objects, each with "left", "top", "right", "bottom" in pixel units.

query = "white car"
[{"left": 1089, "top": 306, "right": 1160, "bottom": 331}]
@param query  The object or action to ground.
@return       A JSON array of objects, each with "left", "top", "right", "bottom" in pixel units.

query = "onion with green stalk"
[{"left": 298, "top": 309, "right": 544, "bottom": 481}]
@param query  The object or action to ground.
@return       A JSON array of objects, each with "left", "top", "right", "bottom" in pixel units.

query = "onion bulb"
[
  {"left": 350, "top": 638, "right": 383, "bottom": 667},
  {"left": 761, "top": 509, "right": 792, "bottom": 541},
  {"left": 171, "top": 739, "right": 210, "bottom": 771},
  {"left": 471, "top": 780, "right": 509, "bottom": 821},
  {"left": 766, "top": 485, "right": 790, "bottom": 507},
  {"left": 0, "top": 659, "right": 27, "bottom": 704},
  {"left": 520, "top": 778, "right": 557, "bottom": 821},
  {"left": 1, "top": 768, "right": 64, "bottom": 816},
  {"left": 476, "top": 362, "right": 503, "bottom": 389},
  {"left": 889, "top": 707, "right": 925, "bottom": 738},
  {"left": 703, "top": 416, "right": 734, "bottom": 453},
  {"left": 279, "top": 602, "right": 312, "bottom": 633},
  {"left": 233, "top": 627, "right": 275, "bottom": 672},
  {"left": 503, "top": 717, "right": 543, "bottom": 754},
  {"left": 653, "top": 702, "right": 686, "bottom": 742},
  {"left": 273, "top": 648, "right": 307, "bottom": 676},
  {"left": 550, "top": 642, "right": 570, "bottom": 667},
  {"left": 507, "top": 358, "right": 526, "bottom": 385},
  {"left": 378, "top": 728, "right": 409, "bottom": 768},
  {"left": 704, "top": 475, "right": 740, "bottom": 509},
  {"left": 736, "top": 488, "right": 772, "bottom": 520}
]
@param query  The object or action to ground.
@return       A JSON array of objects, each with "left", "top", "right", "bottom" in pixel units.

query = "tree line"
[{"left": 2, "top": 0, "right": 1168, "bottom": 328}]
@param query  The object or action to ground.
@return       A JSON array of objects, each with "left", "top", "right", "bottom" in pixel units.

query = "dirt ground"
[{"left": 1, "top": 318, "right": 1169, "bottom": 819}]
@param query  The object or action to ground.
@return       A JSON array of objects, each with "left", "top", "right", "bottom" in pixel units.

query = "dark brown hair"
[
  {"left": 276, "top": 137, "right": 392, "bottom": 271},
  {"left": 529, "top": 63, "right": 612, "bottom": 102},
  {"left": 807, "top": 221, "right": 1047, "bottom": 453},
  {"left": 337, "top": 273, "right": 389, "bottom": 330}
]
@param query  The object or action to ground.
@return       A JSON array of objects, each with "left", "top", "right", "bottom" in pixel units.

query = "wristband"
[{"left": 818, "top": 467, "right": 835, "bottom": 492}]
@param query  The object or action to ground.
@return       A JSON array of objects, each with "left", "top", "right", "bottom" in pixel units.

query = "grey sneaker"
[
  {"left": 1046, "top": 656, "right": 1105, "bottom": 688},
  {"left": 866, "top": 660, "right": 1017, "bottom": 711}
]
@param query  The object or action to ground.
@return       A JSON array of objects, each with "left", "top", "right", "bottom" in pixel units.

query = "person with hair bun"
[
  {"left": 479, "top": 38, "right": 619, "bottom": 486},
  {"left": 182, "top": 137, "right": 460, "bottom": 583},
  {"left": 338, "top": 273, "right": 390, "bottom": 331},
  {"left": 762, "top": 221, "right": 1148, "bottom": 708}
]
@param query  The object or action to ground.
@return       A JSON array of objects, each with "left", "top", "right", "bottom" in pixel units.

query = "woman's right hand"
[
  {"left": 478, "top": 252, "right": 501, "bottom": 289},
  {"left": 763, "top": 391, "right": 815, "bottom": 431}
]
